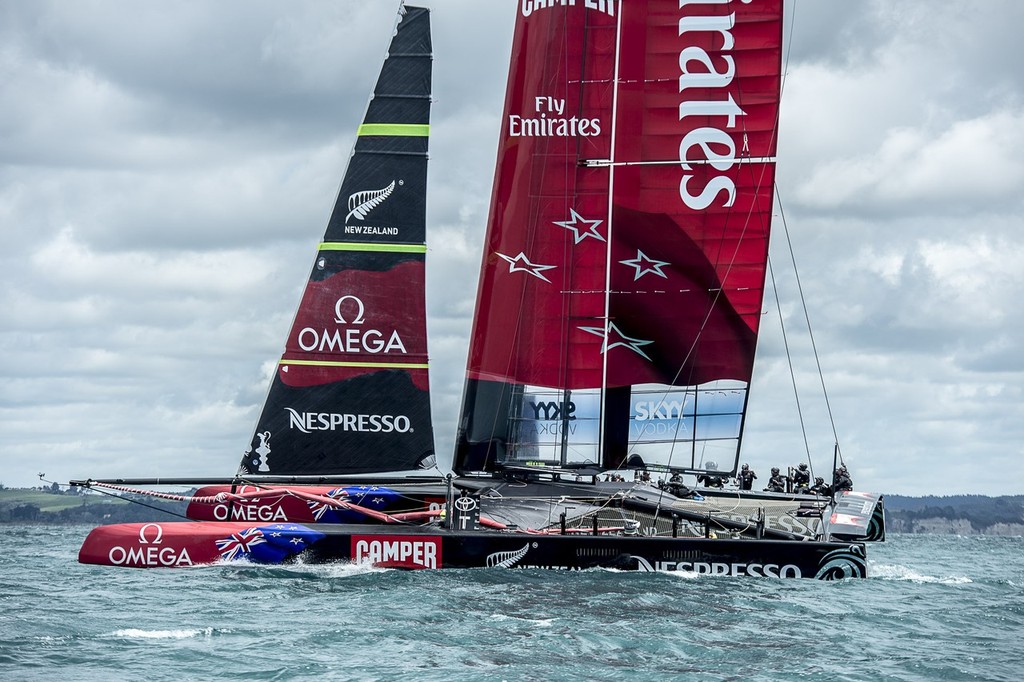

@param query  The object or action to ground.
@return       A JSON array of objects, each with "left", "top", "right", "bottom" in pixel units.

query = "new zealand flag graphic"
[
  {"left": 307, "top": 486, "right": 404, "bottom": 523},
  {"left": 216, "top": 524, "right": 326, "bottom": 564}
]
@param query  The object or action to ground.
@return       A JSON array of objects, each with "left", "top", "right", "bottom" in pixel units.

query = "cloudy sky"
[{"left": 2, "top": 0, "right": 1021, "bottom": 496}]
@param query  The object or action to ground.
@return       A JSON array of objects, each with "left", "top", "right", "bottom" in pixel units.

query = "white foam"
[
  {"left": 871, "top": 562, "right": 973, "bottom": 584},
  {"left": 107, "top": 628, "right": 215, "bottom": 640},
  {"left": 489, "top": 614, "right": 555, "bottom": 627}
]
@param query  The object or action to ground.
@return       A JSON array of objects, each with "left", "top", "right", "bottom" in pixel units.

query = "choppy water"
[{"left": 1, "top": 526, "right": 1021, "bottom": 681}]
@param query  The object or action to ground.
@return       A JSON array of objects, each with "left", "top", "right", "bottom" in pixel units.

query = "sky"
[{"left": 1, "top": 0, "right": 1022, "bottom": 496}]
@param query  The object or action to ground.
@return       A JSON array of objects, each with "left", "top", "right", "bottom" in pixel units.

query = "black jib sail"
[{"left": 238, "top": 5, "right": 435, "bottom": 477}]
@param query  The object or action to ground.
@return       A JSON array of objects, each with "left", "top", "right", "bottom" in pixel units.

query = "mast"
[{"left": 598, "top": 1, "right": 625, "bottom": 465}]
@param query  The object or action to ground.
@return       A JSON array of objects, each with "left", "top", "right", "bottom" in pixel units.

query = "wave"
[
  {"left": 871, "top": 562, "right": 973, "bottom": 584},
  {"left": 105, "top": 627, "right": 225, "bottom": 640}
]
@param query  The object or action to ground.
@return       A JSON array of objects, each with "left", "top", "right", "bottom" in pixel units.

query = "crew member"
[
  {"left": 697, "top": 472, "right": 725, "bottom": 488},
  {"left": 809, "top": 477, "right": 831, "bottom": 496},
  {"left": 664, "top": 471, "right": 693, "bottom": 498},
  {"left": 737, "top": 464, "right": 756, "bottom": 491},
  {"left": 765, "top": 467, "right": 786, "bottom": 493},
  {"left": 833, "top": 465, "right": 853, "bottom": 491},
  {"left": 792, "top": 463, "right": 811, "bottom": 493}
]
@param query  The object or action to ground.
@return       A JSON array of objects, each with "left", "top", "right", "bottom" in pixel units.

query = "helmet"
[
  {"left": 741, "top": 464, "right": 749, "bottom": 470},
  {"left": 815, "top": 477, "right": 824, "bottom": 484},
  {"left": 771, "top": 467, "right": 780, "bottom": 474},
  {"left": 799, "top": 463, "right": 808, "bottom": 470}
]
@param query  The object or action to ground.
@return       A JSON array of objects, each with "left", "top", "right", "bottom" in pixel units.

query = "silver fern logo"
[
  {"left": 346, "top": 179, "right": 398, "bottom": 222},
  {"left": 486, "top": 543, "right": 533, "bottom": 568}
]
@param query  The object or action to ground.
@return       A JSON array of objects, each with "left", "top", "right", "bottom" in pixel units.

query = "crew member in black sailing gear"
[
  {"left": 697, "top": 474, "right": 724, "bottom": 488},
  {"left": 809, "top": 477, "right": 831, "bottom": 496},
  {"left": 661, "top": 471, "right": 696, "bottom": 498},
  {"left": 833, "top": 465, "right": 853, "bottom": 492},
  {"left": 792, "top": 463, "right": 811, "bottom": 493},
  {"left": 765, "top": 467, "right": 786, "bottom": 493},
  {"left": 737, "top": 464, "right": 756, "bottom": 491}
]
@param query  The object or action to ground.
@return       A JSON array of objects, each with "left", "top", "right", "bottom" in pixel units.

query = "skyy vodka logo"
[{"left": 677, "top": 0, "right": 755, "bottom": 211}]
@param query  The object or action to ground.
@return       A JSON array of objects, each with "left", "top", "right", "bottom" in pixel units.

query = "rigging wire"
[
  {"left": 55, "top": 479, "right": 192, "bottom": 520},
  {"left": 766, "top": 252, "right": 814, "bottom": 467},
  {"left": 774, "top": 190, "right": 844, "bottom": 465}
]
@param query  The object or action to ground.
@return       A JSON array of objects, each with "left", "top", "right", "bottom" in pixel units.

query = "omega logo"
[{"left": 334, "top": 295, "right": 366, "bottom": 324}]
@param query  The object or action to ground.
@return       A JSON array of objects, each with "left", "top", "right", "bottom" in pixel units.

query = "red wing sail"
[
  {"left": 454, "top": 1, "right": 782, "bottom": 474},
  {"left": 239, "top": 7, "right": 436, "bottom": 476}
]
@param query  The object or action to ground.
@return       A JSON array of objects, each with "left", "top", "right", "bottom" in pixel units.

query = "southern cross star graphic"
[
  {"left": 620, "top": 249, "right": 670, "bottom": 280},
  {"left": 578, "top": 321, "right": 654, "bottom": 361},
  {"left": 496, "top": 251, "right": 557, "bottom": 282},
  {"left": 553, "top": 208, "right": 605, "bottom": 244}
]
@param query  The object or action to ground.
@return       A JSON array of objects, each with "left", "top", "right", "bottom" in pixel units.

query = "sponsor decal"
[
  {"left": 631, "top": 555, "right": 803, "bottom": 578},
  {"left": 297, "top": 294, "right": 408, "bottom": 355},
  {"left": 528, "top": 400, "right": 577, "bottom": 421},
  {"left": 670, "top": 513, "right": 817, "bottom": 538},
  {"left": 285, "top": 408, "right": 413, "bottom": 434},
  {"left": 510, "top": 96, "right": 602, "bottom": 139},
  {"left": 107, "top": 524, "right": 194, "bottom": 567},
  {"left": 352, "top": 535, "right": 441, "bottom": 569},
  {"left": 677, "top": 0, "right": 755, "bottom": 210},
  {"left": 524, "top": 400, "right": 579, "bottom": 436},
  {"left": 212, "top": 502, "right": 289, "bottom": 523},
  {"left": 634, "top": 399, "right": 690, "bottom": 421},
  {"left": 631, "top": 399, "right": 693, "bottom": 439},
  {"left": 520, "top": 0, "right": 615, "bottom": 19}
]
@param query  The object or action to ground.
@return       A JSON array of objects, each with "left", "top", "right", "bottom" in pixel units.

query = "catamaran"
[{"left": 75, "top": 0, "right": 883, "bottom": 579}]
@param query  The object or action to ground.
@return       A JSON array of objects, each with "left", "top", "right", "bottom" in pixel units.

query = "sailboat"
[{"left": 76, "top": 0, "right": 882, "bottom": 578}]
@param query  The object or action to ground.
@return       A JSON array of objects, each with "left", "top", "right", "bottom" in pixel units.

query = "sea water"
[{"left": 1, "top": 527, "right": 1021, "bottom": 681}]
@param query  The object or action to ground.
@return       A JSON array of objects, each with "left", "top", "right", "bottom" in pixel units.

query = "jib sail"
[
  {"left": 454, "top": 0, "right": 782, "bottom": 475},
  {"left": 238, "top": 6, "right": 435, "bottom": 476}
]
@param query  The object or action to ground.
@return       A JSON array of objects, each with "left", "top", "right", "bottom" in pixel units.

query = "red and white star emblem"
[
  {"left": 496, "top": 252, "right": 557, "bottom": 282},
  {"left": 578, "top": 321, "right": 654, "bottom": 361}
]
